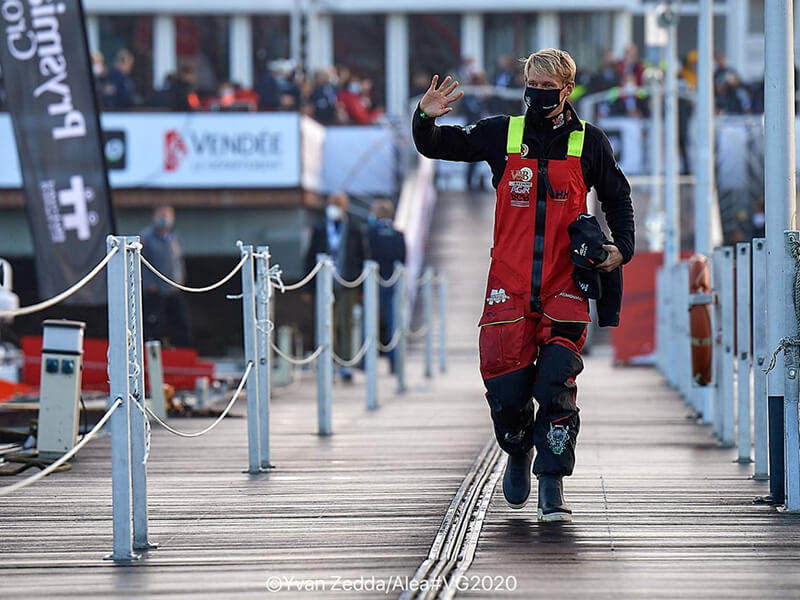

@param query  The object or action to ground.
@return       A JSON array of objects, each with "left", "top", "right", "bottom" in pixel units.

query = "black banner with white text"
[{"left": 0, "top": 0, "right": 114, "bottom": 304}]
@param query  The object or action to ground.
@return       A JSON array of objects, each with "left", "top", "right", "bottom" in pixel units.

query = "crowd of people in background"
[{"left": 85, "top": 48, "right": 386, "bottom": 124}]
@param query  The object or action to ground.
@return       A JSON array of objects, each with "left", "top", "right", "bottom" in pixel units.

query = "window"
[
  {"left": 333, "top": 15, "right": 386, "bottom": 107},
  {"left": 408, "top": 14, "right": 461, "bottom": 97},
  {"left": 98, "top": 15, "right": 153, "bottom": 103},
  {"left": 175, "top": 16, "right": 230, "bottom": 96},
  {"left": 252, "top": 15, "right": 291, "bottom": 81}
]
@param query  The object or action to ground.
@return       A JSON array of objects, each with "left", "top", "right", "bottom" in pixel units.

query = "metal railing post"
[
  {"left": 711, "top": 249, "right": 722, "bottom": 435},
  {"left": 364, "top": 260, "right": 379, "bottom": 410},
  {"left": 145, "top": 341, "right": 167, "bottom": 422},
  {"left": 735, "top": 242, "right": 752, "bottom": 463},
  {"left": 656, "top": 266, "right": 666, "bottom": 375},
  {"left": 438, "top": 275, "right": 448, "bottom": 374},
  {"left": 752, "top": 238, "right": 769, "bottom": 479},
  {"left": 240, "top": 244, "right": 261, "bottom": 473},
  {"left": 316, "top": 254, "right": 334, "bottom": 435},
  {"left": 273, "top": 326, "right": 292, "bottom": 387},
  {"left": 423, "top": 267, "right": 434, "bottom": 379},
  {"left": 783, "top": 231, "right": 800, "bottom": 510},
  {"left": 105, "top": 236, "right": 137, "bottom": 561},
  {"left": 128, "top": 237, "right": 153, "bottom": 551},
  {"left": 256, "top": 245, "right": 272, "bottom": 470},
  {"left": 679, "top": 262, "right": 692, "bottom": 403},
  {"left": 720, "top": 246, "right": 736, "bottom": 447},
  {"left": 394, "top": 262, "right": 407, "bottom": 394}
]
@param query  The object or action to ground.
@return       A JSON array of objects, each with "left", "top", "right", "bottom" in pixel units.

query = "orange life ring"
[{"left": 688, "top": 254, "right": 712, "bottom": 385}]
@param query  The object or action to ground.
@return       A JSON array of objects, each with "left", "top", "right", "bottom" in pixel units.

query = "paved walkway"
[{"left": 2, "top": 191, "right": 799, "bottom": 599}]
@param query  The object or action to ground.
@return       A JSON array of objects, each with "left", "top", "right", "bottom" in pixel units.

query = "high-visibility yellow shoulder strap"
[
  {"left": 506, "top": 116, "right": 524, "bottom": 154},
  {"left": 567, "top": 120, "right": 587, "bottom": 157}
]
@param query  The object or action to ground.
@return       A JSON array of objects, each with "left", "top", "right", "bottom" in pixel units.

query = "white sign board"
[{"left": 0, "top": 112, "right": 302, "bottom": 189}]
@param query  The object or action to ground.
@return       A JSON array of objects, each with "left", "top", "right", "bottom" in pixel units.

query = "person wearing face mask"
[
  {"left": 412, "top": 49, "right": 634, "bottom": 522},
  {"left": 305, "top": 193, "right": 370, "bottom": 382},
  {"left": 366, "top": 200, "right": 407, "bottom": 372},
  {"left": 140, "top": 206, "right": 192, "bottom": 348}
]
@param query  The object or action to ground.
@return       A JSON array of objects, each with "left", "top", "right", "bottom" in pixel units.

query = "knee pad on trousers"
[
  {"left": 484, "top": 363, "right": 536, "bottom": 455},
  {"left": 533, "top": 343, "right": 584, "bottom": 411}
]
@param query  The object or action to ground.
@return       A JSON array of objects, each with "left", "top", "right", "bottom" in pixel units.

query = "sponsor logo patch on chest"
[{"left": 507, "top": 166, "right": 533, "bottom": 208}]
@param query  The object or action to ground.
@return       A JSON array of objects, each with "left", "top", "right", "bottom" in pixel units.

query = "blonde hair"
[{"left": 522, "top": 49, "right": 576, "bottom": 86}]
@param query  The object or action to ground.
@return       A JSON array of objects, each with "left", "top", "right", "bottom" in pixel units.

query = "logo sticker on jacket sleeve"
[{"left": 487, "top": 288, "right": 510, "bottom": 305}]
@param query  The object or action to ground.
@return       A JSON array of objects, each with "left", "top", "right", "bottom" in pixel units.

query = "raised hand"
[{"left": 419, "top": 74, "right": 464, "bottom": 118}]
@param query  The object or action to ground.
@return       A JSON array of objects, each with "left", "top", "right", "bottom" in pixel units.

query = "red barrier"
[
  {"left": 611, "top": 252, "right": 662, "bottom": 363},
  {"left": 21, "top": 336, "right": 214, "bottom": 392}
]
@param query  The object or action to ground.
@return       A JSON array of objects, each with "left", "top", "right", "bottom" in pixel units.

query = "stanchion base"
[
  {"left": 734, "top": 457, "right": 754, "bottom": 464},
  {"left": 259, "top": 463, "right": 276, "bottom": 471},
  {"left": 715, "top": 440, "right": 735, "bottom": 449},
  {"left": 242, "top": 467, "right": 272, "bottom": 474},
  {"left": 104, "top": 552, "right": 141, "bottom": 562},
  {"left": 751, "top": 474, "right": 769, "bottom": 481},
  {"left": 776, "top": 504, "right": 800, "bottom": 513},
  {"left": 134, "top": 541, "right": 159, "bottom": 551},
  {"left": 753, "top": 494, "right": 783, "bottom": 505}
]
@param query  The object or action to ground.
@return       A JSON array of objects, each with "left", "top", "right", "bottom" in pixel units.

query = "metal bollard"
[
  {"left": 145, "top": 341, "right": 167, "bottom": 422},
  {"left": 364, "top": 261, "right": 379, "bottom": 410},
  {"left": 240, "top": 244, "right": 262, "bottom": 473},
  {"left": 735, "top": 242, "right": 752, "bottom": 463},
  {"left": 719, "top": 246, "right": 736, "bottom": 447},
  {"left": 752, "top": 238, "right": 769, "bottom": 479},
  {"left": 393, "top": 262, "right": 407, "bottom": 394},
  {"left": 438, "top": 275, "right": 448, "bottom": 374},
  {"left": 255, "top": 246, "right": 272, "bottom": 470},
  {"left": 423, "top": 267, "right": 434, "bottom": 379},
  {"left": 105, "top": 236, "right": 137, "bottom": 561},
  {"left": 127, "top": 238, "right": 153, "bottom": 551},
  {"left": 316, "top": 254, "right": 334, "bottom": 435},
  {"left": 783, "top": 231, "right": 800, "bottom": 510}
]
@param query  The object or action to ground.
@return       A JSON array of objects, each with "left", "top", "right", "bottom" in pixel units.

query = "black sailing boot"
[
  {"left": 537, "top": 475, "right": 572, "bottom": 522},
  {"left": 502, "top": 450, "right": 534, "bottom": 509}
]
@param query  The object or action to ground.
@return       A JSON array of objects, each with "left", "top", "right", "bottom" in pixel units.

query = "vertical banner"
[{"left": 0, "top": 0, "right": 114, "bottom": 304}]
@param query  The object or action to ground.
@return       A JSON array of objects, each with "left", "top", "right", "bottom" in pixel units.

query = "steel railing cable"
[
  {"left": 0, "top": 245, "right": 119, "bottom": 318},
  {"left": 332, "top": 266, "right": 370, "bottom": 289},
  {"left": 407, "top": 324, "right": 430, "bottom": 341},
  {"left": 272, "top": 260, "right": 324, "bottom": 292},
  {"left": 141, "top": 254, "right": 247, "bottom": 294},
  {"left": 0, "top": 398, "right": 123, "bottom": 496},
  {"left": 379, "top": 266, "right": 402, "bottom": 288},
  {"left": 378, "top": 329, "right": 402, "bottom": 353},
  {"left": 139, "top": 361, "right": 253, "bottom": 438},
  {"left": 271, "top": 342, "right": 325, "bottom": 365},
  {"left": 333, "top": 339, "right": 371, "bottom": 368},
  {"left": 764, "top": 235, "right": 800, "bottom": 374}
]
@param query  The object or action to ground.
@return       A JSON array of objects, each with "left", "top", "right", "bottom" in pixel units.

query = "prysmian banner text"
[{"left": 0, "top": 0, "right": 114, "bottom": 304}]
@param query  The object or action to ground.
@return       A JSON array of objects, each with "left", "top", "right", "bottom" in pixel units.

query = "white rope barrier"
[
  {"left": 407, "top": 324, "right": 430, "bottom": 341},
  {"left": 379, "top": 267, "right": 402, "bottom": 288},
  {"left": 141, "top": 254, "right": 247, "bottom": 294},
  {"left": 333, "top": 339, "right": 371, "bottom": 368},
  {"left": 378, "top": 329, "right": 402, "bottom": 353},
  {"left": 0, "top": 398, "right": 123, "bottom": 496},
  {"left": 140, "top": 361, "right": 253, "bottom": 438},
  {"left": 0, "top": 246, "right": 120, "bottom": 318},
  {"left": 271, "top": 342, "right": 325, "bottom": 365},
  {"left": 333, "top": 267, "right": 370, "bottom": 289},
  {"left": 273, "top": 261, "right": 325, "bottom": 292}
]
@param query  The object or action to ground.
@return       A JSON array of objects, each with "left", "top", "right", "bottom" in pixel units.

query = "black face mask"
[{"left": 524, "top": 86, "right": 566, "bottom": 115}]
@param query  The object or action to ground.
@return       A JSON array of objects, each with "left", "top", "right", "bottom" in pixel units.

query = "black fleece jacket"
[{"left": 412, "top": 101, "right": 635, "bottom": 263}]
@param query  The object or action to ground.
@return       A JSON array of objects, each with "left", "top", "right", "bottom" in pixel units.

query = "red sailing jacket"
[{"left": 480, "top": 115, "right": 591, "bottom": 327}]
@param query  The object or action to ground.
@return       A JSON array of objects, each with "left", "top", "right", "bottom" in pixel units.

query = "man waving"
[{"left": 412, "top": 49, "right": 634, "bottom": 521}]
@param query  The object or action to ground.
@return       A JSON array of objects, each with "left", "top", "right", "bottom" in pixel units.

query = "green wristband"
[{"left": 419, "top": 109, "right": 429, "bottom": 119}]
